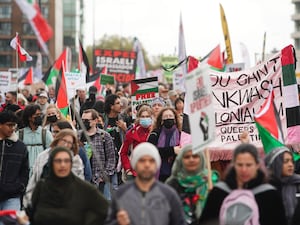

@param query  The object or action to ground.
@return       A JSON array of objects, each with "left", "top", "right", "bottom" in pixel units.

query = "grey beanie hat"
[
  {"left": 264, "top": 146, "right": 291, "bottom": 168},
  {"left": 131, "top": 142, "right": 161, "bottom": 170}
]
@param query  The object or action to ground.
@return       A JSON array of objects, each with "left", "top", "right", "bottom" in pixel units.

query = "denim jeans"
[
  {"left": 103, "top": 173, "right": 118, "bottom": 201},
  {"left": 0, "top": 198, "right": 21, "bottom": 225},
  {"left": 0, "top": 197, "right": 21, "bottom": 210}
]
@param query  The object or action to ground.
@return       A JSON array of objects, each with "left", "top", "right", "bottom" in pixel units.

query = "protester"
[
  {"left": 17, "top": 104, "right": 53, "bottom": 175},
  {"left": 0, "top": 91, "right": 18, "bottom": 112},
  {"left": 35, "top": 91, "right": 49, "bottom": 116},
  {"left": 103, "top": 94, "right": 127, "bottom": 196},
  {"left": 175, "top": 97, "right": 191, "bottom": 134},
  {"left": 80, "top": 109, "right": 116, "bottom": 199},
  {"left": 166, "top": 144, "right": 218, "bottom": 225},
  {"left": 42, "top": 104, "right": 68, "bottom": 131},
  {"left": 0, "top": 111, "right": 29, "bottom": 211},
  {"left": 23, "top": 128, "right": 84, "bottom": 208},
  {"left": 26, "top": 147, "right": 108, "bottom": 225},
  {"left": 150, "top": 96, "right": 166, "bottom": 118},
  {"left": 264, "top": 146, "right": 300, "bottom": 225},
  {"left": 199, "top": 143, "right": 287, "bottom": 225},
  {"left": 80, "top": 86, "right": 97, "bottom": 115},
  {"left": 168, "top": 90, "right": 179, "bottom": 107},
  {"left": 52, "top": 121, "right": 92, "bottom": 181},
  {"left": 147, "top": 107, "right": 183, "bottom": 181},
  {"left": 105, "top": 142, "right": 186, "bottom": 225},
  {"left": 120, "top": 105, "right": 153, "bottom": 181}
]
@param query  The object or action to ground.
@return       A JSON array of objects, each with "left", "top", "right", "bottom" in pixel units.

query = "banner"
[
  {"left": 131, "top": 77, "right": 158, "bottom": 118},
  {"left": 173, "top": 67, "right": 185, "bottom": 92},
  {"left": 208, "top": 51, "right": 285, "bottom": 149},
  {"left": 185, "top": 64, "right": 215, "bottom": 152},
  {"left": 93, "top": 49, "right": 137, "bottom": 83},
  {"left": 100, "top": 74, "right": 115, "bottom": 85},
  {"left": 65, "top": 72, "right": 86, "bottom": 100},
  {"left": 0, "top": 72, "right": 12, "bottom": 95},
  {"left": 161, "top": 56, "right": 178, "bottom": 84}
]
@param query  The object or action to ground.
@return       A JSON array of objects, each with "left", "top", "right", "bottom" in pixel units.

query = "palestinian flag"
[
  {"left": 18, "top": 67, "right": 33, "bottom": 85},
  {"left": 15, "top": 0, "right": 53, "bottom": 55},
  {"left": 188, "top": 56, "right": 199, "bottom": 73},
  {"left": 55, "top": 63, "right": 69, "bottom": 117},
  {"left": 79, "top": 39, "right": 90, "bottom": 81},
  {"left": 254, "top": 86, "right": 285, "bottom": 154},
  {"left": 131, "top": 77, "right": 158, "bottom": 96},
  {"left": 207, "top": 44, "right": 224, "bottom": 71},
  {"left": 42, "top": 48, "right": 69, "bottom": 86}
]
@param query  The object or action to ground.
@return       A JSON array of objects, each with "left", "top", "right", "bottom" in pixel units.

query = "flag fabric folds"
[
  {"left": 254, "top": 86, "right": 285, "bottom": 154},
  {"left": 10, "top": 33, "right": 32, "bottom": 62},
  {"left": 42, "top": 48, "right": 70, "bottom": 86},
  {"left": 55, "top": 63, "right": 69, "bottom": 117},
  {"left": 79, "top": 40, "right": 90, "bottom": 81},
  {"left": 14, "top": 0, "right": 53, "bottom": 55},
  {"left": 207, "top": 44, "right": 224, "bottom": 71},
  {"left": 178, "top": 13, "right": 187, "bottom": 76},
  {"left": 220, "top": 4, "right": 233, "bottom": 64},
  {"left": 133, "top": 37, "right": 147, "bottom": 79}
]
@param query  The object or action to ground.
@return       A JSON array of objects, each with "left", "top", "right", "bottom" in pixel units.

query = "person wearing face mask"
[
  {"left": 42, "top": 104, "right": 69, "bottom": 132},
  {"left": 120, "top": 105, "right": 154, "bottom": 181},
  {"left": 17, "top": 104, "right": 53, "bottom": 176},
  {"left": 147, "top": 107, "right": 184, "bottom": 182},
  {"left": 79, "top": 109, "right": 116, "bottom": 200}
]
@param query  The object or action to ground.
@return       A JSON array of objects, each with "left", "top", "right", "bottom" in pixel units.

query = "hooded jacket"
[{"left": 0, "top": 132, "right": 29, "bottom": 201}]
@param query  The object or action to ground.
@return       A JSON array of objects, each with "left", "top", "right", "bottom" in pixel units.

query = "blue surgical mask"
[{"left": 139, "top": 118, "right": 152, "bottom": 128}]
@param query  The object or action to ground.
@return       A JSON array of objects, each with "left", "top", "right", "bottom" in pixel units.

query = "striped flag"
[
  {"left": 131, "top": 77, "right": 158, "bottom": 96},
  {"left": 42, "top": 48, "right": 70, "bottom": 86},
  {"left": 281, "top": 45, "right": 300, "bottom": 145},
  {"left": 10, "top": 33, "right": 32, "bottom": 62},
  {"left": 207, "top": 44, "right": 224, "bottom": 71},
  {"left": 55, "top": 63, "right": 69, "bottom": 117},
  {"left": 79, "top": 40, "right": 90, "bottom": 81},
  {"left": 15, "top": 0, "right": 53, "bottom": 55},
  {"left": 254, "top": 85, "right": 285, "bottom": 154}
]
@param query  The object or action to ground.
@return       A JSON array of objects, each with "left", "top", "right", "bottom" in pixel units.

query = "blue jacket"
[
  {"left": 78, "top": 147, "right": 92, "bottom": 181},
  {"left": 0, "top": 132, "right": 29, "bottom": 201}
]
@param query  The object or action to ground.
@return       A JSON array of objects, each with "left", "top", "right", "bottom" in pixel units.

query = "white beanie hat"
[{"left": 131, "top": 142, "right": 161, "bottom": 170}]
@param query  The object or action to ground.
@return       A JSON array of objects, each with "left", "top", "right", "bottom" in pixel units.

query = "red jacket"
[{"left": 120, "top": 124, "right": 151, "bottom": 176}]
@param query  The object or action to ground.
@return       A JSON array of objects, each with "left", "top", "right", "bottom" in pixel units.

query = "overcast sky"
[{"left": 84, "top": 0, "right": 294, "bottom": 66}]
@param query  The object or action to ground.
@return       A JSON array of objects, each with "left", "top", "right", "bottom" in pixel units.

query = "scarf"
[{"left": 157, "top": 125, "right": 180, "bottom": 148}]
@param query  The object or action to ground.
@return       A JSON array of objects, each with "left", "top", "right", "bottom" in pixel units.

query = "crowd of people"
[{"left": 0, "top": 82, "right": 299, "bottom": 225}]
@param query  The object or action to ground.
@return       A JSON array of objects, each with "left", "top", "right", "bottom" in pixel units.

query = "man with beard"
[
  {"left": 0, "top": 91, "right": 18, "bottom": 112},
  {"left": 105, "top": 142, "right": 186, "bottom": 225}
]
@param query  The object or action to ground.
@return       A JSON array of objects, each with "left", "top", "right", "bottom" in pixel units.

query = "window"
[
  {"left": 41, "top": 6, "right": 49, "bottom": 18},
  {"left": 0, "top": 55, "right": 12, "bottom": 67},
  {"left": 0, "top": 22, "right": 11, "bottom": 35},
  {"left": 22, "top": 39, "right": 39, "bottom": 51},
  {"left": 0, "top": 5, "right": 11, "bottom": 18},
  {"left": 0, "top": 39, "right": 11, "bottom": 51},
  {"left": 22, "top": 23, "right": 34, "bottom": 35}
]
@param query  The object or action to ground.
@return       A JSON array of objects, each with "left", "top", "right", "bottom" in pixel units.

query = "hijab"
[
  {"left": 166, "top": 144, "right": 218, "bottom": 220},
  {"left": 265, "top": 147, "right": 300, "bottom": 222}
]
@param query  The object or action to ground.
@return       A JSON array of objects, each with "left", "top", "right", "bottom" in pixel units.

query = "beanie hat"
[
  {"left": 264, "top": 146, "right": 291, "bottom": 168},
  {"left": 131, "top": 142, "right": 161, "bottom": 170},
  {"left": 150, "top": 97, "right": 166, "bottom": 107}
]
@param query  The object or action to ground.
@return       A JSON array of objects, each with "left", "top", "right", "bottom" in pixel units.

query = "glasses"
[
  {"left": 52, "top": 130, "right": 60, "bottom": 134},
  {"left": 183, "top": 155, "right": 200, "bottom": 159},
  {"left": 53, "top": 158, "right": 72, "bottom": 164},
  {"left": 60, "top": 139, "right": 74, "bottom": 147},
  {"left": 114, "top": 101, "right": 121, "bottom": 105},
  {"left": 4, "top": 123, "right": 17, "bottom": 129}
]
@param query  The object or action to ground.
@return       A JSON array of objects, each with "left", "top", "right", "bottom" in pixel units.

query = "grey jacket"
[{"left": 105, "top": 180, "right": 186, "bottom": 225}]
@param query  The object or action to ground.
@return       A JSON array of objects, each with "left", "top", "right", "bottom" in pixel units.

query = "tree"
[{"left": 85, "top": 34, "right": 160, "bottom": 72}]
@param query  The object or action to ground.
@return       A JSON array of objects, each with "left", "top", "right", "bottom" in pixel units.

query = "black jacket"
[
  {"left": 199, "top": 168, "right": 287, "bottom": 225},
  {"left": 0, "top": 133, "right": 29, "bottom": 201}
]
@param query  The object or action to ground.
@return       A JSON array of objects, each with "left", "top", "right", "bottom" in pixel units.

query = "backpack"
[
  {"left": 216, "top": 181, "right": 275, "bottom": 225},
  {"left": 19, "top": 128, "right": 47, "bottom": 150}
]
